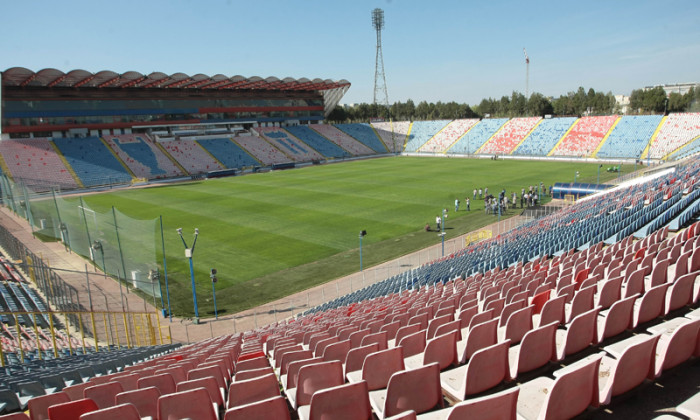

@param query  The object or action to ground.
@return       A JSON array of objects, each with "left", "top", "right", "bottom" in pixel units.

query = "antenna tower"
[
  {"left": 523, "top": 48, "right": 530, "bottom": 98},
  {"left": 372, "top": 8, "right": 389, "bottom": 108}
]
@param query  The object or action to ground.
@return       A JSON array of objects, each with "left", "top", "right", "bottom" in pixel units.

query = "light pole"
[
  {"left": 177, "top": 228, "right": 200, "bottom": 322},
  {"left": 359, "top": 230, "right": 367, "bottom": 271},
  {"left": 597, "top": 164, "right": 602, "bottom": 185},
  {"left": 440, "top": 209, "right": 447, "bottom": 256},
  {"left": 210, "top": 268, "right": 218, "bottom": 320},
  {"left": 574, "top": 171, "right": 580, "bottom": 183}
]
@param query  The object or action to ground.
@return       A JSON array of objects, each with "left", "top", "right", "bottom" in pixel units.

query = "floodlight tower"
[
  {"left": 523, "top": 48, "right": 530, "bottom": 99},
  {"left": 372, "top": 8, "right": 389, "bottom": 109}
]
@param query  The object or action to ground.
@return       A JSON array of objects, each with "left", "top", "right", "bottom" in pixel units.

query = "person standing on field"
[{"left": 455, "top": 199, "right": 459, "bottom": 212}]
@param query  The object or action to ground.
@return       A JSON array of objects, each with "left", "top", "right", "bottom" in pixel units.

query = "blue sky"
[{"left": 2, "top": 0, "right": 699, "bottom": 106}]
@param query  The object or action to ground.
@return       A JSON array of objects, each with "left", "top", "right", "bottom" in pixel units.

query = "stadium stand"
[
  {"left": 418, "top": 119, "right": 480, "bottom": 154},
  {"left": 197, "top": 138, "right": 261, "bottom": 169},
  {"left": 372, "top": 121, "right": 411, "bottom": 153},
  {"left": 477, "top": 117, "right": 542, "bottom": 155},
  {"left": 102, "top": 134, "right": 185, "bottom": 179},
  {"left": 549, "top": 115, "right": 619, "bottom": 157},
  {"left": 334, "top": 123, "right": 389, "bottom": 153},
  {"left": 252, "top": 127, "right": 326, "bottom": 161},
  {"left": 647, "top": 113, "right": 700, "bottom": 159},
  {"left": 669, "top": 135, "right": 700, "bottom": 161},
  {"left": 159, "top": 139, "right": 225, "bottom": 175},
  {"left": 285, "top": 126, "right": 352, "bottom": 159},
  {"left": 512, "top": 117, "right": 577, "bottom": 156},
  {"left": 595, "top": 115, "right": 664, "bottom": 159},
  {"left": 310, "top": 125, "right": 375, "bottom": 156},
  {"left": 51, "top": 137, "right": 134, "bottom": 187},
  {"left": 447, "top": 118, "right": 508, "bottom": 154},
  {"left": 234, "top": 134, "right": 292, "bottom": 166},
  {"left": 0, "top": 138, "right": 78, "bottom": 190},
  {"left": 404, "top": 120, "right": 452, "bottom": 153}
]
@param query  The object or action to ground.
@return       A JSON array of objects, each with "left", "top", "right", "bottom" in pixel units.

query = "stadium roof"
[
  {"left": 1, "top": 67, "right": 351, "bottom": 116},
  {"left": 1, "top": 67, "right": 350, "bottom": 91}
]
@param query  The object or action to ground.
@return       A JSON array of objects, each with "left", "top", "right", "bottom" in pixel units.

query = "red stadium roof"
[{"left": 1, "top": 67, "right": 350, "bottom": 92}]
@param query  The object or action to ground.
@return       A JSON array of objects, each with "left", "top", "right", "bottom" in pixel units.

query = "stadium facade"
[{"left": 0, "top": 67, "right": 350, "bottom": 139}]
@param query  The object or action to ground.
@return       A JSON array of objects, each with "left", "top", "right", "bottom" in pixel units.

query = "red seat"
[
  {"left": 516, "top": 355, "right": 601, "bottom": 419},
  {"left": 228, "top": 373, "right": 280, "bottom": 409},
  {"left": 297, "top": 380, "right": 371, "bottom": 420},
  {"left": 347, "top": 347, "right": 404, "bottom": 391},
  {"left": 509, "top": 321, "right": 558, "bottom": 379},
  {"left": 223, "top": 396, "right": 291, "bottom": 420},
  {"left": 46, "top": 398, "right": 99, "bottom": 420},
  {"left": 598, "top": 334, "right": 660, "bottom": 405},
  {"left": 115, "top": 386, "right": 161, "bottom": 420},
  {"left": 83, "top": 382, "right": 123, "bottom": 410},
  {"left": 137, "top": 373, "right": 176, "bottom": 396},
  {"left": 370, "top": 363, "right": 443, "bottom": 419},
  {"left": 28, "top": 391, "right": 70, "bottom": 420},
  {"left": 441, "top": 340, "right": 511, "bottom": 401},
  {"left": 287, "top": 360, "right": 344, "bottom": 410},
  {"left": 157, "top": 388, "right": 217, "bottom": 420},
  {"left": 78, "top": 403, "right": 141, "bottom": 420}
]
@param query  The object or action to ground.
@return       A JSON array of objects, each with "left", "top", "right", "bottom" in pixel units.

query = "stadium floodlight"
[
  {"left": 359, "top": 230, "right": 367, "bottom": 271},
  {"left": 372, "top": 8, "right": 389, "bottom": 110},
  {"left": 177, "top": 227, "right": 200, "bottom": 321}
]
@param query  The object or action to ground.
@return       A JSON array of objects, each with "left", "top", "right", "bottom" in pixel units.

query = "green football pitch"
[{"left": 76, "top": 156, "right": 626, "bottom": 317}]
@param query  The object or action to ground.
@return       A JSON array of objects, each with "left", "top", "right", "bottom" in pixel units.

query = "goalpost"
[{"left": 563, "top": 194, "right": 577, "bottom": 204}]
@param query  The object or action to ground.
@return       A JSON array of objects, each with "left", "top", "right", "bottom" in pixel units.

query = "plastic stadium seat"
[
  {"left": 596, "top": 277, "right": 623, "bottom": 310},
  {"left": 62, "top": 383, "right": 92, "bottom": 401},
  {"left": 565, "top": 285, "right": 596, "bottom": 323},
  {"left": 665, "top": 271, "right": 697, "bottom": 313},
  {"left": 297, "top": 380, "right": 372, "bottom": 420},
  {"left": 555, "top": 307, "right": 601, "bottom": 360},
  {"left": 369, "top": 363, "right": 442, "bottom": 419},
  {"left": 650, "top": 317, "right": 700, "bottom": 377},
  {"left": 397, "top": 330, "right": 427, "bottom": 358},
  {"left": 497, "top": 305, "right": 534, "bottom": 345},
  {"left": 598, "top": 334, "right": 660, "bottom": 405},
  {"left": 157, "top": 388, "right": 217, "bottom": 420},
  {"left": 177, "top": 376, "right": 224, "bottom": 409},
  {"left": 189, "top": 365, "right": 228, "bottom": 390},
  {"left": 632, "top": 283, "right": 670, "bottom": 328},
  {"left": 597, "top": 294, "right": 638, "bottom": 343},
  {"left": 321, "top": 339, "right": 351, "bottom": 363},
  {"left": 28, "top": 391, "right": 70, "bottom": 420},
  {"left": 457, "top": 318, "right": 498, "bottom": 364},
  {"left": 287, "top": 360, "right": 344, "bottom": 410},
  {"left": 235, "top": 355, "right": 269, "bottom": 373},
  {"left": 115, "top": 386, "right": 160, "bottom": 420},
  {"left": 227, "top": 373, "right": 280, "bottom": 409},
  {"left": 509, "top": 322, "right": 558, "bottom": 379},
  {"left": 83, "top": 382, "right": 123, "bottom": 409},
  {"left": 78, "top": 403, "right": 141, "bottom": 420},
  {"left": 282, "top": 357, "right": 323, "bottom": 392},
  {"left": 46, "top": 398, "right": 99, "bottom": 420},
  {"left": 441, "top": 340, "right": 511, "bottom": 401},
  {"left": 223, "top": 396, "right": 291, "bottom": 420},
  {"left": 344, "top": 343, "right": 379, "bottom": 377},
  {"left": 360, "top": 331, "right": 388, "bottom": 351},
  {"left": 415, "top": 386, "right": 519, "bottom": 419},
  {"left": 532, "top": 295, "right": 566, "bottom": 328},
  {"left": 109, "top": 374, "right": 140, "bottom": 392},
  {"left": 347, "top": 347, "right": 405, "bottom": 391},
  {"left": 516, "top": 355, "right": 602, "bottom": 420},
  {"left": 530, "top": 289, "right": 550, "bottom": 315},
  {"left": 404, "top": 331, "right": 458, "bottom": 371},
  {"left": 279, "top": 350, "right": 313, "bottom": 375},
  {"left": 426, "top": 314, "right": 453, "bottom": 340},
  {"left": 137, "top": 373, "right": 176, "bottom": 396}
]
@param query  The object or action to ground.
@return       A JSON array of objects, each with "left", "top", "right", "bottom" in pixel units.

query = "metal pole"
[
  {"left": 359, "top": 234, "right": 363, "bottom": 272},
  {"left": 160, "top": 216, "right": 172, "bottom": 321},
  {"left": 112, "top": 207, "right": 129, "bottom": 293},
  {"left": 188, "top": 256, "right": 198, "bottom": 319},
  {"left": 212, "top": 281, "right": 218, "bottom": 320}
]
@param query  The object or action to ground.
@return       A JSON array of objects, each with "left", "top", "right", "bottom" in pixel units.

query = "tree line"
[{"left": 328, "top": 85, "right": 700, "bottom": 123}]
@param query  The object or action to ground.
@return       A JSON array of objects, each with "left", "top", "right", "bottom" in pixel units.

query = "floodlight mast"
[
  {"left": 523, "top": 48, "right": 530, "bottom": 99},
  {"left": 372, "top": 8, "right": 389, "bottom": 110}
]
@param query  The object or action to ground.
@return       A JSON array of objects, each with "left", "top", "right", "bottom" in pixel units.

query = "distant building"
[
  {"left": 643, "top": 82, "right": 699, "bottom": 96},
  {"left": 614, "top": 94, "right": 630, "bottom": 115}
]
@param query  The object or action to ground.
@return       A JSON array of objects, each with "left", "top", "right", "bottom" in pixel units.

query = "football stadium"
[{"left": 1, "top": 5, "right": 700, "bottom": 420}]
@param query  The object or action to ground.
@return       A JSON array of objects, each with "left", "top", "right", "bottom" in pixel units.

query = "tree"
[{"left": 527, "top": 93, "right": 553, "bottom": 116}]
